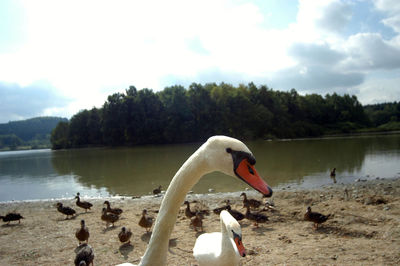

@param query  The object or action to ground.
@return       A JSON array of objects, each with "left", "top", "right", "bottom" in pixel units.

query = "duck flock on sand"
[{"left": 1, "top": 136, "right": 334, "bottom": 266}]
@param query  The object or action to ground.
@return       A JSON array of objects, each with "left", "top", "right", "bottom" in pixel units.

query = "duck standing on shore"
[
  {"left": 183, "top": 201, "right": 196, "bottom": 219},
  {"left": 190, "top": 212, "right": 203, "bottom": 232},
  {"left": 213, "top": 200, "right": 231, "bottom": 215},
  {"left": 304, "top": 206, "right": 331, "bottom": 230},
  {"left": 139, "top": 209, "right": 153, "bottom": 233},
  {"left": 330, "top": 168, "right": 337, "bottom": 183},
  {"left": 104, "top": 200, "right": 123, "bottom": 216},
  {"left": 75, "top": 219, "right": 90, "bottom": 244},
  {"left": 244, "top": 206, "right": 268, "bottom": 227},
  {"left": 101, "top": 207, "right": 119, "bottom": 227},
  {"left": 240, "top": 192, "right": 261, "bottom": 209},
  {"left": 0, "top": 212, "right": 24, "bottom": 224},
  {"left": 119, "top": 227, "right": 133, "bottom": 244},
  {"left": 74, "top": 243, "right": 94, "bottom": 266},
  {"left": 56, "top": 202, "right": 76, "bottom": 219},
  {"left": 227, "top": 205, "right": 245, "bottom": 221},
  {"left": 153, "top": 185, "right": 162, "bottom": 195},
  {"left": 75, "top": 193, "right": 93, "bottom": 213}
]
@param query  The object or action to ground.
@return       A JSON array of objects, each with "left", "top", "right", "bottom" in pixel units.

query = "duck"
[
  {"left": 101, "top": 207, "right": 119, "bottom": 227},
  {"left": 75, "top": 193, "right": 93, "bottom": 212},
  {"left": 213, "top": 200, "right": 231, "bottom": 215},
  {"left": 304, "top": 206, "right": 331, "bottom": 230},
  {"left": 240, "top": 192, "right": 261, "bottom": 209},
  {"left": 138, "top": 209, "right": 153, "bottom": 233},
  {"left": 183, "top": 201, "right": 196, "bottom": 219},
  {"left": 119, "top": 227, "right": 133, "bottom": 244},
  {"left": 330, "top": 168, "right": 337, "bottom": 183},
  {"left": 115, "top": 136, "right": 272, "bottom": 266},
  {"left": 74, "top": 243, "right": 94, "bottom": 266},
  {"left": 153, "top": 185, "right": 162, "bottom": 195},
  {"left": 192, "top": 201, "right": 210, "bottom": 217},
  {"left": 244, "top": 206, "right": 268, "bottom": 227},
  {"left": 330, "top": 168, "right": 336, "bottom": 177},
  {"left": 190, "top": 212, "right": 203, "bottom": 232},
  {"left": 226, "top": 205, "right": 245, "bottom": 221},
  {"left": 193, "top": 210, "right": 246, "bottom": 266},
  {"left": 0, "top": 212, "right": 24, "bottom": 224},
  {"left": 103, "top": 200, "right": 123, "bottom": 215},
  {"left": 75, "top": 219, "right": 90, "bottom": 244},
  {"left": 56, "top": 202, "right": 76, "bottom": 219}
]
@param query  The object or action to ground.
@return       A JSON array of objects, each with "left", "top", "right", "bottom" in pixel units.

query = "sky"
[{"left": 1, "top": 0, "right": 400, "bottom": 123}]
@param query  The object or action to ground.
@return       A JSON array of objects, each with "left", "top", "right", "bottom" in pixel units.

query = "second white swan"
[{"left": 193, "top": 210, "right": 246, "bottom": 266}]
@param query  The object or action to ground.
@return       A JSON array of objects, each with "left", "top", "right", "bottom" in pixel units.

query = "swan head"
[
  {"left": 220, "top": 210, "right": 246, "bottom": 257},
  {"left": 203, "top": 136, "right": 273, "bottom": 197}
]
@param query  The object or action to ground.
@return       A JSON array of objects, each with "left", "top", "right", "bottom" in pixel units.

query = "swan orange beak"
[
  {"left": 235, "top": 159, "right": 273, "bottom": 197},
  {"left": 234, "top": 236, "right": 246, "bottom": 257}
]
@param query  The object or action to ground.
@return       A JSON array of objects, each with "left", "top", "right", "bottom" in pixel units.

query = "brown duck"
[
  {"left": 75, "top": 219, "right": 90, "bottom": 244},
  {"left": 183, "top": 201, "right": 196, "bottom": 219},
  {"left": 103, "top": 200, "right": 123, "bottom": 215},
  {"left": 101, "top": 207, "right": 119, "bottom": 227},
  {"left": 304, "top": 206, "right": 331, "bottom": 230},
  {"left": 56, "top": 202, "right": 76, "bottom": 219},
  {"left": 0, "top": 212, "right": 24, "bottom": 224},
  {"left": 153, "top": 185, "right": 162, "bottom": 195},
  {"left": 74, "top": 243, "right": 94, "bottom": 266},
  {"left": 75, "top": 193, "right": 93, "bottom": 212},
  {"left": 245, "top": 205, "right": 268, "bottom": 227},
  {"left": 212, "top": 200, "right": 231, "bottom": 215},
  {"left": 240, "top": 192, "right": 262, "bottom": 209},
  {"left": 226, "top": 205, "right": 245, "bottom": 221},
  {"left": 330, "top": 168, "right": 337, "bottom": 183},
  {"left": 138, "top": 209, "right": 153, "bottom": 233},
  {"left": 118, "top": 227, "right": 133, "bottom": 244},
  {"left": 190, "top": 212, "right": 203, "bottom": 232}
]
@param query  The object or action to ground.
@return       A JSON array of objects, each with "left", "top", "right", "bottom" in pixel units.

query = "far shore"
[{"left": 2, "top": 129, "right": 399, "bottom": 153}]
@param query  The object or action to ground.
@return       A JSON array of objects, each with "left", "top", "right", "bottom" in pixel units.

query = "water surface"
[{"left": 0, "top": 134, "right": 399, "bottom": 202}]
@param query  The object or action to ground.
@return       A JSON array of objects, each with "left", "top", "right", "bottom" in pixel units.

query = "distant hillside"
[{"left": 0, "top": 117, "right": 68, "bottom": 150}]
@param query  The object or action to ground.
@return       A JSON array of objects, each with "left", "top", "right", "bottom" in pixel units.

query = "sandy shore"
[{"left": 1, "top": 177, "right": 400, "bottom": 265}]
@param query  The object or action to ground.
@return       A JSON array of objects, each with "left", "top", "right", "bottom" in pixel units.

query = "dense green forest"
[
  {"left": 50, "top": 83, "right": 400, "bottom": 150},
  {"left": 0, "top": 117, "right": 67, "bottom": 150}
]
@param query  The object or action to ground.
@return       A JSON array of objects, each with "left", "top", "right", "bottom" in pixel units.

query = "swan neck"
[
  {"left": 139, "top": 149, "right": 209, "bottom": 266},
  {"left": 220, "top": 216, "right": 238, "bottom": 260}
]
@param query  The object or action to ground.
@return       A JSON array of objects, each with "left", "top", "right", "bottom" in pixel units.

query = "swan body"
[
  {"left": 116, "top": 136, "right": 272, "bottom": 266},
  {"left": 193, "top": 210, "right": 245, "bottom": 266}
]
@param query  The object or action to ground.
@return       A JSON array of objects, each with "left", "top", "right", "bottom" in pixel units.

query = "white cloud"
[
  {"left": 1, "top": 0, "right": 400, "bottom": 121},
  {"left": 342, "top": 33, "right": 400, "bottom": 70},
  {"left": 355, "top": 71, "right": 400, "bottom": 104},
  {"left": 0, "top": 81, "right": 72, "bottom": 123},
  {"left": 382, "top": 14, "right": 400, "bottom": 33},
  {"left": 375, "top": 0, "right": 400, "bottom": 33}
]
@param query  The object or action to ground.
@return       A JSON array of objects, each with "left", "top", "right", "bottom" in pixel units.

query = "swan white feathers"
[
  {"left": 193, "top": 210, "right": 245, "bottom": 266},
  {"left": 116, "top": 136, "right": 272, "bottom": 266}
]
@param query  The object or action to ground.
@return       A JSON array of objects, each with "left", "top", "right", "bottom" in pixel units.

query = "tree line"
[
  {"left": 0, "top": 117, "right": 67, "bottom": 150},
  {"left": 50, "top": 83, "right": 400, "bottom": 150}
]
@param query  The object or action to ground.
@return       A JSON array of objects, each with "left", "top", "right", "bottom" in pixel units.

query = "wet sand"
[{"left": 1, "top": 177, "right": 400, "bottom": 265}]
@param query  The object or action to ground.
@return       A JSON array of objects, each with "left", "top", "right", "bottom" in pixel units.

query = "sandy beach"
[{"left": 1, "top": 177, "right": 400, "bottom": 265}]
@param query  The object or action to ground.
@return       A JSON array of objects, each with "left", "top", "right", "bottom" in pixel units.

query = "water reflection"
[
  {"left": 51, "top": 144, "right": 199, "bottom": 196},
  {"left": 1, "top": 134, "right": 400, "bottom": 201}
]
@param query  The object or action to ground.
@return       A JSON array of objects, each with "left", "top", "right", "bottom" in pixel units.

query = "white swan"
[
  {"left": 117, "top": 136, "right": 272, "bottom": 266},
  {"left": 193, "top": 210, "right": 245, "bottom": 266}
]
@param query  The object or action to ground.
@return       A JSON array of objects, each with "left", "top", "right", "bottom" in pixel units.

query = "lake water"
[{"left": 1, "top": 134, "right": 400, "bottom": 202}]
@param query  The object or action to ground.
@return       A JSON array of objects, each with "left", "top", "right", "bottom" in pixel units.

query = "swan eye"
[{"left": 231, "top": 230, "right": 242, "bottom": 241}]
